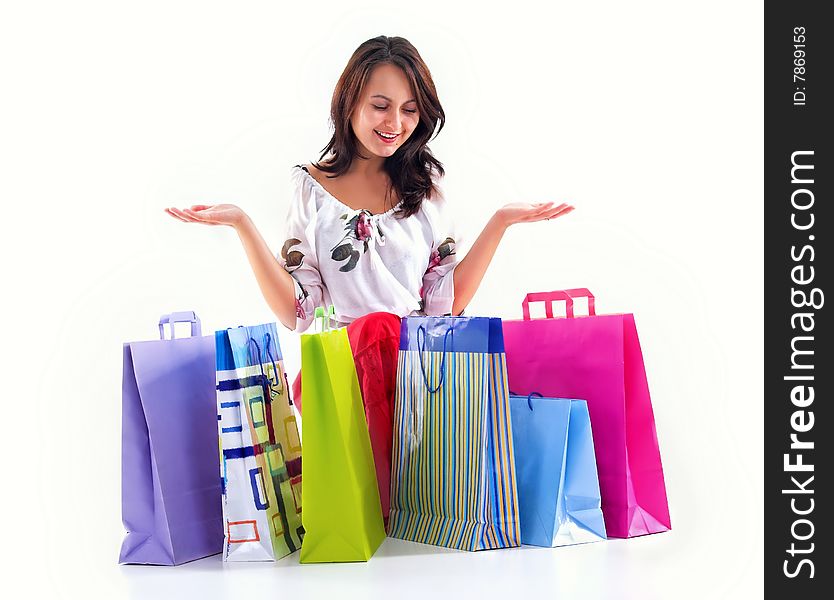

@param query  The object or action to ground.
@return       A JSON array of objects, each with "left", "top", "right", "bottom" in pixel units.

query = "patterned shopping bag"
[
  {"left": 215, "top": 323, "right": 303, "bottom": 561},
  {"left": 388, "top": 316, "right": 521, "bottom": 551}
]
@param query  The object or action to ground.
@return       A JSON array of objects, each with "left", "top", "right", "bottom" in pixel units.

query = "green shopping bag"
[{"left": 299, "top": 324, "right": 385, "bottom": 563}]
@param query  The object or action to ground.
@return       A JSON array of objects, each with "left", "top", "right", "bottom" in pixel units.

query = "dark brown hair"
[{"left": 315, "top": 35, "right": 445, "bottom": 218}]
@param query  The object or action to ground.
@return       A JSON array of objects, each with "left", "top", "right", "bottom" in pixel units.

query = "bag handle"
[
  {"left": 248, "top": 332, "right": 284, "bottom": 397},
  {"left": 510, "top": 390, "right": 544, "bottom": 411},
  {"left": 521, "top": 289, "right": 597, "bottom": 320},
  {"left": 262, "top": 332, "right": 285, "bottom": 396},
  {"left": 247, "top": 335, "right": 278, "bottom": 445},
  {"left": 158, "top": 311, "right": 201, "bottom": 339},
  {"left": 526, "top": 391, "right": 543, "bottom": 411},
  {"left": 416, "top": 324, "right": 453, "bottom": 394},
  {"left": 521, "top": 291, "right": 574, "bottom": 320},
  {"left": 314, "top": 305, "right": 336, "bottom": 333},
  {"left": 562, "top": 288, "right": 596, "bottom": 316}
]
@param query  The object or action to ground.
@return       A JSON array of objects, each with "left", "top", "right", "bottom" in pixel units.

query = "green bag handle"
[{"left": 314, "top": 305, "right": 336, "bottom": 332}]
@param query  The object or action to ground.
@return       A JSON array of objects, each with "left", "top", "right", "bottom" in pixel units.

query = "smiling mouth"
[{"left": 374, "top": 129, "right": 401, "bottom": 143}]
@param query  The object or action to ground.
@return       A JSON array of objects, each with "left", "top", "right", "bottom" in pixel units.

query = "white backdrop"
[{"left": 1, "top": 1, "right": 763, "bottom": 598}]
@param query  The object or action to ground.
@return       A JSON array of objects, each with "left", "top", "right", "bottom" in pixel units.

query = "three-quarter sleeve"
[
  {"left": 278, "top": 167, "right": 326, "bottom": 332},
  {"left": 420, "top": 184, "right": 459, "bottom": 316}
]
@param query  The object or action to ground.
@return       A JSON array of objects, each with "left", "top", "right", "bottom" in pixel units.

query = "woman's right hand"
[
  {"left": 165, "top": 202, "right": 299, "bottom": 330},
  {"left": 165, "top": 204, "right": 248, "bottom": 228}
]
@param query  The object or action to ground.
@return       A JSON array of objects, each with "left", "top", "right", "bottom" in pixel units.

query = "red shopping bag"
[
  {"left": 345, "top": 313, "right": 400, "bottom": 527},
  {"left": 292, "top": 312, "right": 400, "bottom": 525},
  {"left": 503, "top": 289, "right": 671, "bottom": 538}
]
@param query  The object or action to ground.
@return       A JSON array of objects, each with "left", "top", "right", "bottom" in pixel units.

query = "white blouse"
[{"left": 278, "top": 165, "right": 458, "bottom": 332}]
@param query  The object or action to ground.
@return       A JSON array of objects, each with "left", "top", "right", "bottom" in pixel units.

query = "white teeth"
[{"left": 375, "top": 130, "right": 398, "bottom": 139}]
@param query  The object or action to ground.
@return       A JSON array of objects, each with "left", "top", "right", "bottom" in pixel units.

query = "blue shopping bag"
[{"left": 509, "top": 394, "right": 607, "bottom": 547}]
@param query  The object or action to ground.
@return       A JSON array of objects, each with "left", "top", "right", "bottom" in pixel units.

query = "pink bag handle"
[
  {"left": 521, "top": 291, "right": 574, "bottom": 320},
  {"left": 562, "top": 288, "right": 596, "bottom": 316}
]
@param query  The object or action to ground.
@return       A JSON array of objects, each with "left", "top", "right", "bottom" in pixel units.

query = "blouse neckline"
[{"left": 295, "top": 164, "right": 404, "bottom": 218}]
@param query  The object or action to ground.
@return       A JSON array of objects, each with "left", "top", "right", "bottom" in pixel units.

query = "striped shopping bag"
[{"left": 388, "top": 316, "right": 521, "bottom": 551}]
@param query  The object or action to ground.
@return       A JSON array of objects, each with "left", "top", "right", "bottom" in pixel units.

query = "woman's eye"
[
  {"left": 373, "top": 105, "right": 387, "bottom": 111},
  {"left": 404, "top": 109, "right": 418, "bottom": 114}
]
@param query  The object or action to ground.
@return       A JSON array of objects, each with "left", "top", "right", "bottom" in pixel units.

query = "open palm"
[
  {"left": 165, "top": 204, "right": 245, "bottom": 227},
  {"left": 497, "top": 201, "right": 574, "bottom": 227}
]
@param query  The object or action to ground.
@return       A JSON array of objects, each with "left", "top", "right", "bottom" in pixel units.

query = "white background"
[{"left": 1, "top": 1, "right": 763, "bottom": 598}]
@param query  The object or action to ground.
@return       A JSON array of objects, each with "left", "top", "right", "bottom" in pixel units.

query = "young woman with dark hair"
[
  {"left": 165, "top": 35, "right": 573, "bottom": 523},
  {"left": 166, "top": 35, "right": 572, "bottom": 331}
]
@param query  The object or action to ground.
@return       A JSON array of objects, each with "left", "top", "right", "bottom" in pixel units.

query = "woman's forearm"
[
  {"left": 234, "top": 216, "right": 298, "bottom": 330},
  {"left": 452, "top": 214, "right": 508, "bottom": 315}
]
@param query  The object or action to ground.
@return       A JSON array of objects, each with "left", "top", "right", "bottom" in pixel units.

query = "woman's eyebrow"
[{"left": 370, "top": 94, "right": 417, "bottom": 104}]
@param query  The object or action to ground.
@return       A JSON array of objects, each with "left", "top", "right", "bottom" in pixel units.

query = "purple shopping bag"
[
  {"left": 120, "top": 312, "right": 223, "bottom": 565},
  {"left": 503, "top": 289, "right": 671, "bottom": 539}
]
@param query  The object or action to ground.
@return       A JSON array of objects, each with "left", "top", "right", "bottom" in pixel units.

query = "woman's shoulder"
[
  {"left": 294, "top": 163, "right": 325, "bottom": 181},
  {"left": 410, "top": 181, "right": 453, "bottom": 234},
  {"left": 291, "top": 163, "right": 314, "bottom": 182},
  {"left": 292, "top": 163, "right": 336, "bottom": 196},
  {"left": 292, "top": 162, "right": 328, "bottom": 189},
  {"left": 289, "top": 163, "right": 330, "bottom": 216}
]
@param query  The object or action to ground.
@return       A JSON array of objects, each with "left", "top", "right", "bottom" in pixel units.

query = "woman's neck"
[{"left": 348, "top": 153, "right": 386, "bottom": 177}]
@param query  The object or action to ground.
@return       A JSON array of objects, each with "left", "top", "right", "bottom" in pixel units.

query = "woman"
[
  {"left": 166, "top": 35, "right": 573, "bottom": 522},
  {"left": 165, "top": 35, "right": 572, "bottom": 330}
]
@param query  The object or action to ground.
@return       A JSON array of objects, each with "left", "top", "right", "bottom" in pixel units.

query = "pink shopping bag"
[{"left": 502, "top": 289, "right": 671, "bottom": 538}]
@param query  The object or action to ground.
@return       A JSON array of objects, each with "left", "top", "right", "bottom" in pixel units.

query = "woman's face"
[{"left": 350, "top": 63, "right": 420, "bottom": 159}]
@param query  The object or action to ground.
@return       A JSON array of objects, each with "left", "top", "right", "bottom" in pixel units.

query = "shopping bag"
[
  {"left": 215, "top": 323, "right": 303, "bottom": 562},
  {"left": 503, "top": 289, "right": 671, "bottom": 538},
  {"left": 120, "top": 311, "right": 222, "bottom": 565},
  {"left": 299, "top": 324, "right": 385, "bottom": 563},
  {"left": 289, "top": 312, "right": 401, "bottom": 526},
  {"left": 509, "top": 393, "right": 606, "bottom": 547},
  {"left": 389, "top": 316, "right": 521, "bottom": 551}
]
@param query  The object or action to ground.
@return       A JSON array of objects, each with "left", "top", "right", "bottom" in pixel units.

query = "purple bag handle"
[
  {"left": 521, "top": 291, "right": 574, "bottom": 320},
  {"left": 158, "top": 311, "right": 202, "bottom": 339}
]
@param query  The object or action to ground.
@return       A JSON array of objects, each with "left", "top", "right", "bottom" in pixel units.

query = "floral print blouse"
[{"left": 279, "top": 165, "right": 458, "bottom": 332}]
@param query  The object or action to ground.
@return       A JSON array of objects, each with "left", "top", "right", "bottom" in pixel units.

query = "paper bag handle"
[
  {"left": 158, "top": 311, "right": 202, "bottom": 339},
  {"left": 521, "top": 289, "right": 597, "bottom": 320},
  {"left": 562, "top": 288, "right": 596, "bottom": 316},
  {"left": 521, "top": 291, "right": 574, "bottom": 320}
]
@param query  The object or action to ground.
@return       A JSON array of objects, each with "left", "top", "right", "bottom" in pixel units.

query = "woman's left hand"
[{"left": 495, "top": 201, "right": 574, "bottom": 228}]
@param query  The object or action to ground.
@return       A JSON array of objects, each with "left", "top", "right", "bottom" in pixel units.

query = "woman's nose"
[{"left": 385, "top": 113, "right": 402, "bottom": 131}]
